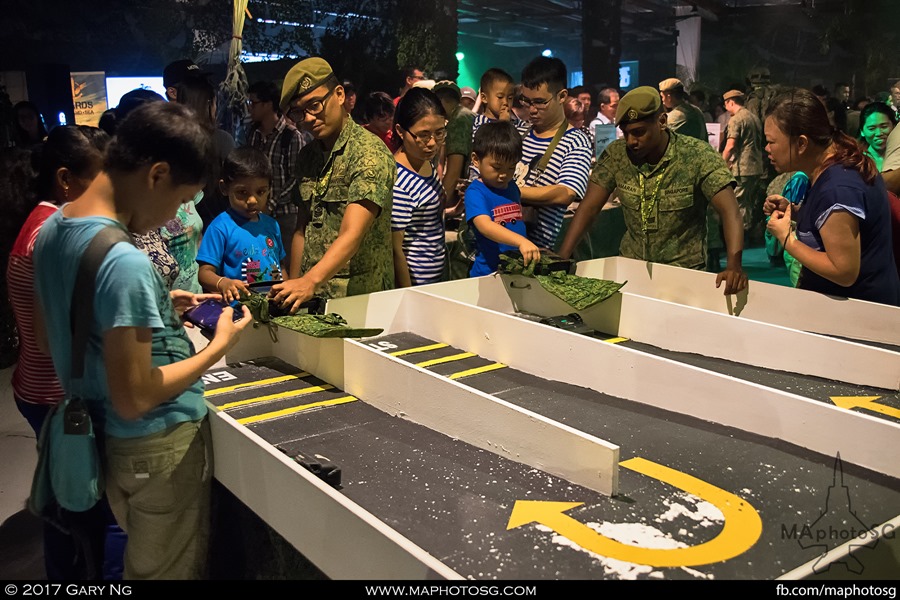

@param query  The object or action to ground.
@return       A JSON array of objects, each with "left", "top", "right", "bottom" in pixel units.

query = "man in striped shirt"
[{"left": 514, "top": 56, "right": 593, "bottom": 251}]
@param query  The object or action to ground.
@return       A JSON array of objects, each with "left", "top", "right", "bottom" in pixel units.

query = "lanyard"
[{"left": 638, "top": 168, "right": 664, "bottom": 233}]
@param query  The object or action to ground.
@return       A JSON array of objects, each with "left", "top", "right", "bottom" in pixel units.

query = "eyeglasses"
[
  {"left": 245, "top": 98, "right": 265, "bottom": 107},
  {"left": 287, "top": 88, "right": 336, "bottom": 121},
  {"left": 404, "top": 126, "right": 448, "bottom": 144},
  {"left": 518, "top": 94, "right": 556, "bottom": 109}
]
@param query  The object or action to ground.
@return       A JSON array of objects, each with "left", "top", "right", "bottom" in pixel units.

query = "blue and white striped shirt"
[
  {"left": 471, "top": 113, "right": 532, "bottom": 142},
  {"left": 391, "top": 163, "right": 446, "bottom": 285},
  {"left": 518, "top": 127, "right": 592, "bottom": 249}
]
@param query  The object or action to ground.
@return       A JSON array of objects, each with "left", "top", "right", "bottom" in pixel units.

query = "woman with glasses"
[{"left": 390, "top": 88, "right": 449, "bottom": 286}]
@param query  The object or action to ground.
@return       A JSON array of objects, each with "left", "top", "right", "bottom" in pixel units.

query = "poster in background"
[
  {"left": 706, "top": 122, "right": 722, "bottom": 151},
  {"left": 594, "top": 123, "right": 618, "bottom": 159},
  {"left": 70, "top": 71, "right": 107, "bottom": 127},
  {"left": 619, "top": 61, "right": 639, "bottom": 92},
  {"left": 105, "top": 76, "right": 166, "bottom": 108}
]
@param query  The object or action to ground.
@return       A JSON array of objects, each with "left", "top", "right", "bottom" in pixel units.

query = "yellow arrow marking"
[
  {"left": 236, "top": 395, "right": 357, "bottom": 425},
  {"left": 204, "top": 373, "right": 310, "bottom": 397},
  {"left": 830, "top": 396, "right": 900, "bottom": 419},
  {"left": 507, "top": 457, "right": 762, "bottom": 568},
  {"left": 415, "top": 352, "right": 476, "bottom": 368},
  {"left": 448, "top": 363, "right": 507, "bottom": 380},
  {"left": 390, "top": 343, "right": 449, "bottom": 357},
  {"left": 220, "top": 384, "right": 334, "bottom": 410}
]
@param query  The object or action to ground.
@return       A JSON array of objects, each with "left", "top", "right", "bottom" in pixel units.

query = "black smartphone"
[{"left": 183, "top": 298, "right": 243, "bottom": 336}]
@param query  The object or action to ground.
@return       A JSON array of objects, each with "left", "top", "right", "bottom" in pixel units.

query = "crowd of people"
[{"left": 2, "top": 52, "right": 900, "bottom": 581}]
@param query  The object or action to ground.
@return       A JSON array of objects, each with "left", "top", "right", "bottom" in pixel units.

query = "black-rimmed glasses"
[
  {"left": 518, "top": 94, "right": 558, "bottom": 108},
  {"left": 287, "top": 88, "right": 336, "bottom": 121},
  {"left": 404, "top": 127, "right": 448, "bottom": 144}
]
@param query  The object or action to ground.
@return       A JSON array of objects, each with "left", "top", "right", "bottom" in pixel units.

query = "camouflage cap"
[
  {"left": 280, "top": 57, "right": 335, "bottom": 113},
  {"left": 658, "top": 78, "right": 684, "bottom": 92},
  {"left": 616, "top": 86, "right": 662, "bottom": 125},
  {"left": 432, "top": 80, "right": 461, "bottom": 100},
  {"left": 748, "top": 67, "right": 771, "bottom": 84}
]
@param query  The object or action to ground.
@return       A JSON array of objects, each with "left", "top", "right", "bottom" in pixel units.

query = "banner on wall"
[
  {"left": 594, "top": 123, "right": 618, "bottom": 159},
  {"left": 706, "top": 122, "right": 722, "bottom": 151},
  {"left": 70, "top": 71, "right": 108, "bottom": 127},
  {"left": 619, "top": 61, "right": 639, "bottom": 92}
]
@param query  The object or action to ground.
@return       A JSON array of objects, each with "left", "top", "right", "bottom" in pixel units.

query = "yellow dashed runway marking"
[
  {"left": 449, "top": 363, "right": 508, "bottom": 380},
  {"left": 237, "top": 395, "right": 358, "bottom": 425},
  {"left": 415, "top": 352, "right": 477, "bottom": 368},
  {"left": 205, "top": 373, "right": 310, "bottom": 397},
  {"left": 390, "top": 343, "right": 449, "bottom": 357},
  {"left": 220, "top": 384, "right": 334, "bottom": 410}
]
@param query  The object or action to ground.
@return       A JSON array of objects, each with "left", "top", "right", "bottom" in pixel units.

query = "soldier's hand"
[
  {"left": 715, "top": 266, "right": 748, "bottom": 295},
  {"left": 270, "top": 277, "right": 316, "bottom": 315}
]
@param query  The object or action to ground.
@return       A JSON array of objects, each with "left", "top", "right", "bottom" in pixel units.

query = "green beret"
[
  {"left": 616, "top": 86, "right": 662, "bottom": 125},
  {"left": 280, "top": 57, "right": 334, "bottom": 113}
]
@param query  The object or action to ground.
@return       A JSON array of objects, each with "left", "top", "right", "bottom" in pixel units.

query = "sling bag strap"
[
  {"left": 69, "top": 225, "right": 134, "bottom": 380},
  {"left": 533, "top": 119, "right": 570, "bottom": 177}
]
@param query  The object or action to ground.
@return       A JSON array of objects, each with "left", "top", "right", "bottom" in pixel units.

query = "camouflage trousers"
[{"left": 734, "top": 175, "right": 766, "bottom": 232}]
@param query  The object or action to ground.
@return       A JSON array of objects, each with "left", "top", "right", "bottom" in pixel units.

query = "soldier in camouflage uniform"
[
  {"left": 722, "top": 89, "right": 766, "bottom": 242},
  {"left": 433, "top": 80, "right": 475, "bottom": 214},
  {"left": 658, "top": 78, "right": 708, "bottom": 142},
  {"left": 558, "top": 86, "right": 748, "bottom": 295},
  {"left": 271, "top": 57, "right": 396, "bottom": 313}
]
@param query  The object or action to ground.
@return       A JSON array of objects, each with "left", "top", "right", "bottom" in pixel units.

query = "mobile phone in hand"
[{"left": 183, "top": 298, "right": 243, "bottom": 336}]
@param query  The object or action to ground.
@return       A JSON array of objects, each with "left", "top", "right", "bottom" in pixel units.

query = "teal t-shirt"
[{"left": 33, "top": 211, "right": 206, "bottom": 438}]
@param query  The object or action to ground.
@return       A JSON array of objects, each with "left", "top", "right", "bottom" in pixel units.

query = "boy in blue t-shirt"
[
  {"left": 465, "top": 120, "right": 541, "bottom": 276},
  {"left": 196, "top": 147, "right": 287, "bottom": 302}
]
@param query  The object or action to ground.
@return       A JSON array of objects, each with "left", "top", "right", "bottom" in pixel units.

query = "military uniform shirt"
[
  {"left": 726, "top": 107, "right": 764, "bottom": 177},
  {"left": 666, "top": 101, "right": 708, "bottom": 142},
  {"left": 591, "top": 130, "right": 736, "bottom": 269},
  {"left": 445, "top": 105, "right": 476, "bottom": 158},
  {"left": 295, "top": 117, "right": 397, "bottom": 299}
]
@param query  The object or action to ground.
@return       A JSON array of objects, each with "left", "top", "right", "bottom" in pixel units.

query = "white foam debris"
[
  {"left": 593, "top": 522, "right": 688, "bottom": 549},
  {"left": 535, "top": 521, "right": 713, "bottom": 580},
  {"left": 681, "top": 565, "right": 714, "bottom": 579},
  {"left": 656, "top": 493, "right": 724, "bottom": 526}
]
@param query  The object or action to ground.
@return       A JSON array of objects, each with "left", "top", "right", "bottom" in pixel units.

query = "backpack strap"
[{"left": 69, "top": 225, "right": 134, "bottom": 380}]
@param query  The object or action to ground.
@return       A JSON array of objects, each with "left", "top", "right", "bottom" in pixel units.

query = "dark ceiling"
[{"left": 457, "top": 0, "right": 839, "bottom": 49}]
